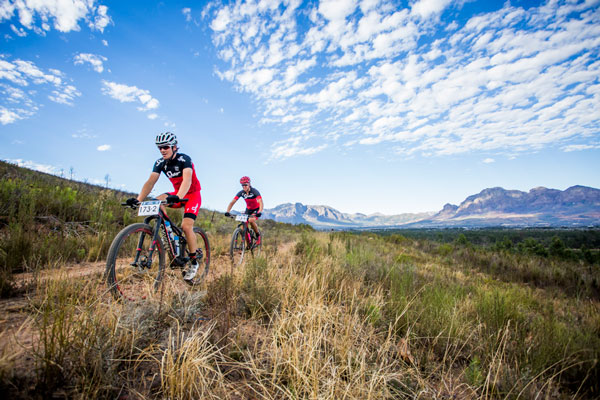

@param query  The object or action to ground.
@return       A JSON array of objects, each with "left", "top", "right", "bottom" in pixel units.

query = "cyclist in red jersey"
[
  {"left": 224, "top": 176, "right": 263, "bottom": 244},
  {"left": 125, "top": 132, "right": 202, "bottom": 281}
]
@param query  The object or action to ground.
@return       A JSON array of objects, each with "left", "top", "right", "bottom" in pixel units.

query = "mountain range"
[{"left": 262, "top": 185, "right": 600, "bottom": 229}]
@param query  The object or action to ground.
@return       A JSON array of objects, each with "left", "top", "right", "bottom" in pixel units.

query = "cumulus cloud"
[
  {"left": 0, "top": 0, "right": 111, "bottom": 34},
  {"left": 97, "top": 144, "right": 111, "bottom": 151},
  {"left": 74, "top": 53, "right": 107, "bottom": 73},
  {"left": 0, "top": 107, "right": 21, "bottom": 125},
  {"left": 483, "top": 158, "right": 495, "bottom": 164},
  {"left": 182, "top": 7, "right": 192, "bottom": 22},
  {"left": 411, "top": 0, "right": 453, "bottom": 19},
  {"left": 203, "top": 0, "right": 600, "bottom": 161},
  {"left": 0, "top": 57, "right": 81, "bottom": 123},
  {"left": 101, "top": 80, "right": 160, "bottom": 112},
  {"left": 90, "top": 4, "right": 111, "bottom": 32}
]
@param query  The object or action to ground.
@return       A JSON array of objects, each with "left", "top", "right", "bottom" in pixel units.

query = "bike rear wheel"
[
  {"left": 186, "top": 227, "right": 210, "bottom": 284},
  {"left": 105, "top": 223, "right": 165, "bottom": 301},
  {"left": 230, "top": 227, "right": 246, "bottom": 265}
]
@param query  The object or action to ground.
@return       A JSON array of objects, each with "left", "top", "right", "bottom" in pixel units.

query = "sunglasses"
[
  {"left": 241, "top": 184, "right": 249, "bottom": 187},
  {"left": 157, "top": 145, "right": 171, "bottom": 150}
]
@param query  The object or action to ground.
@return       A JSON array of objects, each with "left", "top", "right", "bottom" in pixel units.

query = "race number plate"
[
  {"left": 138, "top": 200, "right": 161, "bottom": 216},
  {"left": 235, "top": 214, "right": 249, "bottom": 222}
]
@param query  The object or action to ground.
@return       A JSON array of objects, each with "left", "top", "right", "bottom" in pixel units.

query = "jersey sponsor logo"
[
  {"left": 178, "top": 155, "right": 186, "bottom": 163},
  {"left": 166, "top": 170, "right": 181, "bottom": 178},
  {"left": 155, "top": 159, "right": 164, "bottom": 167},
  {"left": 191, "top": 204, "right": 198, "bottom": 212}
]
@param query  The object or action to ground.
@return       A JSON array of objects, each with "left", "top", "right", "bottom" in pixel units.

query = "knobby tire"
[
  {"left": 186, "top": 227, "right": 210, "bottom": 284},
  {"left": 230, "top": 227, "right": 246, "bottom": 265},
  {"left": 105, "top": 222, "right": 165, "bottom": 301}
]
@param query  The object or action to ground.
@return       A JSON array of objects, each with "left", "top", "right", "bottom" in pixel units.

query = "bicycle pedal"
[{"left": 176, "top": 256, "right": 189, "bottom": 265}]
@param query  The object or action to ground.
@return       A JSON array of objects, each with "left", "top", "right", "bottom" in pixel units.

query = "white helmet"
[{"left": 155, "top": 132, "right": 177, "bottom": 147}]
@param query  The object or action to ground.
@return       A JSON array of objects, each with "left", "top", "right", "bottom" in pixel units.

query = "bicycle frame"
[
  {"left": 235, "top": 215, "right": 257, "bottom": 247},
  {"left": 131, "top": 204, "right": 184, "bottom": 269}
]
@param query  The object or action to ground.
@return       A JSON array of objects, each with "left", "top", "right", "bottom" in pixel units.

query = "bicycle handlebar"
[
  {"left": 121, "top": 198, "right": 189, "bottom": 209},
  {"left": 226, "top": 212, "right": 260, "bottom": 222},
  {"left": 226, "top": 211, "right": 259, "bottom": 217}
]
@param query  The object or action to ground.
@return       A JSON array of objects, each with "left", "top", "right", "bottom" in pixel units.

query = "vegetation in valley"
[
  {"left": 0, "top": 161, "right": 598, "bottom": 399},
  {"left": 372, "top": 228, "right": 600, "bottom": 264}
]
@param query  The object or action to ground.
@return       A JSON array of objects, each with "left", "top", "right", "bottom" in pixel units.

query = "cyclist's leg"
[
  {"left": 249, "top": 218, "right": 260, "bottom": 235},
  {"left": 181, "top": 191, "right": 201, "bottom": 255},
  {"left": 181, "top": 217, "right": 197, "bottom": 253},
  {"left": 246, "top": 207, "right": 260, "bottom": 236}
]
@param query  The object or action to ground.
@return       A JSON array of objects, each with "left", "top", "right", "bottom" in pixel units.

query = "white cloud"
[
  {"left": 10, "top": 24, "right": 27, "bottom": 36},
  {"left": 204, "top": 0, "right": 600, "bottom": 160},
  {"left": 102, "top": 39, "right": 108, "bottom": 46},
  {"left": 0, "top": 57, "right": 80, "bottom": 123},
  {"left": 562, "top": 143, "right": 600, "bottom": 152},
  {"left": 0, "top": 107, "right": 21, "bottom": 124},
  {"left": 483, "top": 158, "right": 495, "bottom": 164},
  {"left": 182, "top": 7, "right": 192, "bottom": 22},
  {"left": 97, "top": 144, "right": 111, "bottom": 151},
  {"left": 0, "top": 0, "right": 111, "bottom": 33},
  {"left": 411, "top": 0, "right": 453, "bottom": 19},
  {"left": 90, "top": 4, "right": 111, "bottom": 32},
  {"left": 319, "top": 0, "right": 357, "bottom": 22},
  {"left": 269, "top": 135, "right": 328, "bottom": 161},
  {"left": 48, "top": 84, "right": 81, "bottom": 105},
  {"left": 4, "top": 158, "right": 57, "bottom": 174},
  {"left": 74, "top": 53, "right": 107, "bottom": 73},
  {"left": 101, "top": 80, "right": 160, "bottom": 112}
]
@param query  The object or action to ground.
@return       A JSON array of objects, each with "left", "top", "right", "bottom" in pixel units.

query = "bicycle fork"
[{"left": 131, "top": 224, "right": 161, "bottom": 269}]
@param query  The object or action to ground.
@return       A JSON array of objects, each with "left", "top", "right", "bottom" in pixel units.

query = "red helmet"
[{"left": 240, "top": 176, "right": 251, "bottom": 184}]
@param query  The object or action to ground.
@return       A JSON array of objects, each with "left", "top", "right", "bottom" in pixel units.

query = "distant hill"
[
  {"left": 263, "top": 186, "right": 600, "bottom": 229},
  {"left": 262, "top": 203, "right": 434, "bottom": 229},
  {"left": 413, "top": 185, "right": 600, "bottom": 228}
]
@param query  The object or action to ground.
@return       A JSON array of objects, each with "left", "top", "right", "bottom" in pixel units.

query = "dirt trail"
[{"left": 0, "top": 241, "right": 297, "bottom": 358}]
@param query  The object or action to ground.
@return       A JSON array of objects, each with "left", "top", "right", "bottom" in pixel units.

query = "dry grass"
[{"left": 0, "top": 229, "right": 597, "bottom": 399}]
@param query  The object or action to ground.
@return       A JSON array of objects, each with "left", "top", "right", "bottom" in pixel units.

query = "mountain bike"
[
  {"left": 105, "top": 199, "right": 210, "bottom": 301},
  {"left": 227, "top": 212, "right": 262, "bottom": 265}
]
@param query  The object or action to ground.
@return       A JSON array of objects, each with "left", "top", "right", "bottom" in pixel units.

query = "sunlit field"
[{"left": 1, "top": 161, "right": 599, "bottom": 399}]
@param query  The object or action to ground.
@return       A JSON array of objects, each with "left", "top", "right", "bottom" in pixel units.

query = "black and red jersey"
[
  {"left": 235, "top": 187, "right": 262, "bottom": 209},
  {"left": 152, "top": 153, "right": 201, "bottom": 193}
]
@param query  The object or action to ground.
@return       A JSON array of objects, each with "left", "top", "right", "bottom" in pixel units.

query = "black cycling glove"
[
  {"left": 256, "top": 212, "right": 262, "bottom": 217},
  {"left": 126, "top": 197, "right": 140, "bottom": 207},
  {"left": 224, "top": 212, "right": 231, "bottom": 217},
  {"left": 166, "top": 195, "right": 180, "bottom": 204}
]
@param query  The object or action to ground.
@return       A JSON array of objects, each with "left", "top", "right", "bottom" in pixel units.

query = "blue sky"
[{"left": 1, "top": 0, "right": 599, "bottom": 215}]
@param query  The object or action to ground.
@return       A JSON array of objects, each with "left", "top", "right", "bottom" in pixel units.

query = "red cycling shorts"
[{"left": 167, "top": 190, "right": 201, "bottom": 220}]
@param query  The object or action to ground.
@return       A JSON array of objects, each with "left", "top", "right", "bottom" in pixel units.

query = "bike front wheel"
[
  {"left": 105, "top": 222, "right": 165, "bottom": 301},
  {"left": 230, "top": 227, "right": 246, "bottom": 265}
]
